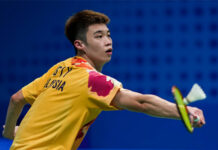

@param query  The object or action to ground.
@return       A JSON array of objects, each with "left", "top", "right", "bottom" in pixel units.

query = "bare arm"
[
  {"left": 111, "top": 89, "right": 205, "bottom": 127},
  {"left": 2, "top": 90, "right": 27, "bottom": 139}
]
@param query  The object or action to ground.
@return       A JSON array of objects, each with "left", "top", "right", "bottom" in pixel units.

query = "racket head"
[{"left": 172, "top": 86, "right": 193, "bottom": 133}]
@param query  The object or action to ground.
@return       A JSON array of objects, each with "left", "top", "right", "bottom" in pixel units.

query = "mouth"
[{"left": 106, "top": 48, "right": 113, "bottom": 55}]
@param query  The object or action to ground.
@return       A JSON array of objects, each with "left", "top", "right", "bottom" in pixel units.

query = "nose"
[{"left": 105, "top": 36, "right": 112, "bottom": 46}]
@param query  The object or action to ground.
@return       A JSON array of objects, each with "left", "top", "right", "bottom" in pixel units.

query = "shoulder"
[
  {"left": 88, "top": 70, "right": 120, "bottom": 87},
  {"left": 88, "top": 70, "right": 122, "bottom": 97}
]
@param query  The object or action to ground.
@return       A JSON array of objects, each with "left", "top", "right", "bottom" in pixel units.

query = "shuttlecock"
[{"left": 183, "top": 83, "right": 206, "bottom": 105}]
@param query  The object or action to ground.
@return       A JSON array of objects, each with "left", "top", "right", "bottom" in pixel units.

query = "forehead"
[{"left": 87, "top": 24, "right": 109, "bottom": 34}]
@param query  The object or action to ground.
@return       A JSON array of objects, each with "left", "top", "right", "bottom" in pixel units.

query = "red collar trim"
[{"left": 71, "top": 56, "right": 94, "bottom": 70}]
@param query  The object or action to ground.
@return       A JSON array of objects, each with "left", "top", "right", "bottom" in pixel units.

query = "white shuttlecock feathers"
[{"left": 183, "top": 83, "right": 206, "bottom": 105}]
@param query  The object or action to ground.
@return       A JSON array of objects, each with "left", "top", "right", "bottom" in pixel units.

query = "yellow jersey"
[{"left": 11, "top": 56, "right": 122, "bottom": 150}]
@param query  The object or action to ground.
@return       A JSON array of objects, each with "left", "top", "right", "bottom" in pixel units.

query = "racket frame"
[{"left": 172, "top": 86, "right": 193, "bottom": 133}]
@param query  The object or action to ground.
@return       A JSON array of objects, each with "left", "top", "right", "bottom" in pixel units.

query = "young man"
[{"left": 3, "top": 10, "right": 205, "bottom": 150}]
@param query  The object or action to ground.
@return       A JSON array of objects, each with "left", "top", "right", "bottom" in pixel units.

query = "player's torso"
[{"left": 12, "top": 58, "right": 101, "bottom": 149}]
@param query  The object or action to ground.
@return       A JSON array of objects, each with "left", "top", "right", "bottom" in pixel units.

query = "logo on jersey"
[{"left": 88, "top": 71, "right": 114, "bottom": 97}]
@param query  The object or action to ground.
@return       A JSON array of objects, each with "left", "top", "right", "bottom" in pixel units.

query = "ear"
[{"left": 74, "top": 40, "right": 86, "bottom": 53}]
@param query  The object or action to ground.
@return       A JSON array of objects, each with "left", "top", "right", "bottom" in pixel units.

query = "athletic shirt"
[{"left": 10, "top": 56, "right": 122, "bottom": 150}]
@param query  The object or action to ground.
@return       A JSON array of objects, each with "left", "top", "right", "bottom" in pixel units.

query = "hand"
[
  {"left": 187, "top": 106, "right": 206, "bottom": 128},
  {"left": 14, "top": 125, "right": 19, "bottom": 137},
  {"left": 2, "top": 125, "right": 19, "bottom": 140}
]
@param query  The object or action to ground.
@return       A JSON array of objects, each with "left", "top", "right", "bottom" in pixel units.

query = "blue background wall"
[{"left": 0, "top": 0, "right": 218, "bottom": 149}]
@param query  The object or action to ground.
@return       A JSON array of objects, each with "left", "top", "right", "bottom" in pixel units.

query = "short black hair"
[{"left": 65, "top": 10, "right": 110, "bottom": 54}]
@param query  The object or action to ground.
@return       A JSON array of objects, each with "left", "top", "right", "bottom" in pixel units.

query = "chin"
[
  {"left": 104, "top": 57, "right": 112, "bottom": 63},
  {"left": 98, "top": 56, "right": 112, "bottom": 66}
]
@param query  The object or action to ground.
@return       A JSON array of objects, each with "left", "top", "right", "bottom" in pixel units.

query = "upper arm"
[{"left": 111, "top": 89, "right": 144, "bottom": 112}]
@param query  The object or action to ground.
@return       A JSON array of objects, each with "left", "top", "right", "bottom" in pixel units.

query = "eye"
[
  {"left": 95, "top": 35, "right": 103, "bottom": 38},
  {"left": 107, "top": 32, "right": 111, "bottom": 37}
]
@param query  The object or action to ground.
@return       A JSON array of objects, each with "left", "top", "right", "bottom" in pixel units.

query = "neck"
[{"left": 77, "top": 54, "right": 103, "bottom": 72}]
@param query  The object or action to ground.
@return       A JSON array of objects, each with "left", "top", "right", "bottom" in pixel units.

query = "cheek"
[{"left": 90, "top": 42, "right": 103, "bottom": 52}]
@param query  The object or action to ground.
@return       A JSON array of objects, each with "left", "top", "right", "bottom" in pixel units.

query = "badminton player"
[{"left": 3, "top": 10, "right": 205, "bottom": 150}]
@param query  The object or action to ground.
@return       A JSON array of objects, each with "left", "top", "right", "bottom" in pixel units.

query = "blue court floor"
[
  {"left": 0, "top": 138, "right": 12, "bottom": 150},
  {"left": 0, "top": 138, "right": 205, "bottom": 150}
]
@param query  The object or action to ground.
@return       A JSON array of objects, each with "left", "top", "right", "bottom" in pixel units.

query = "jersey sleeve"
[
  {"left": 22, "top": 64, "right": 58, "bottom": 105},
  {"left": 87, "top": 70, "right": 123, "bottom": 111}
]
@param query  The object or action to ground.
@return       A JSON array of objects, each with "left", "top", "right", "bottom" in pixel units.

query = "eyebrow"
[{"left": 93, "top": 30, "right": 110, "bottom": 35}]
